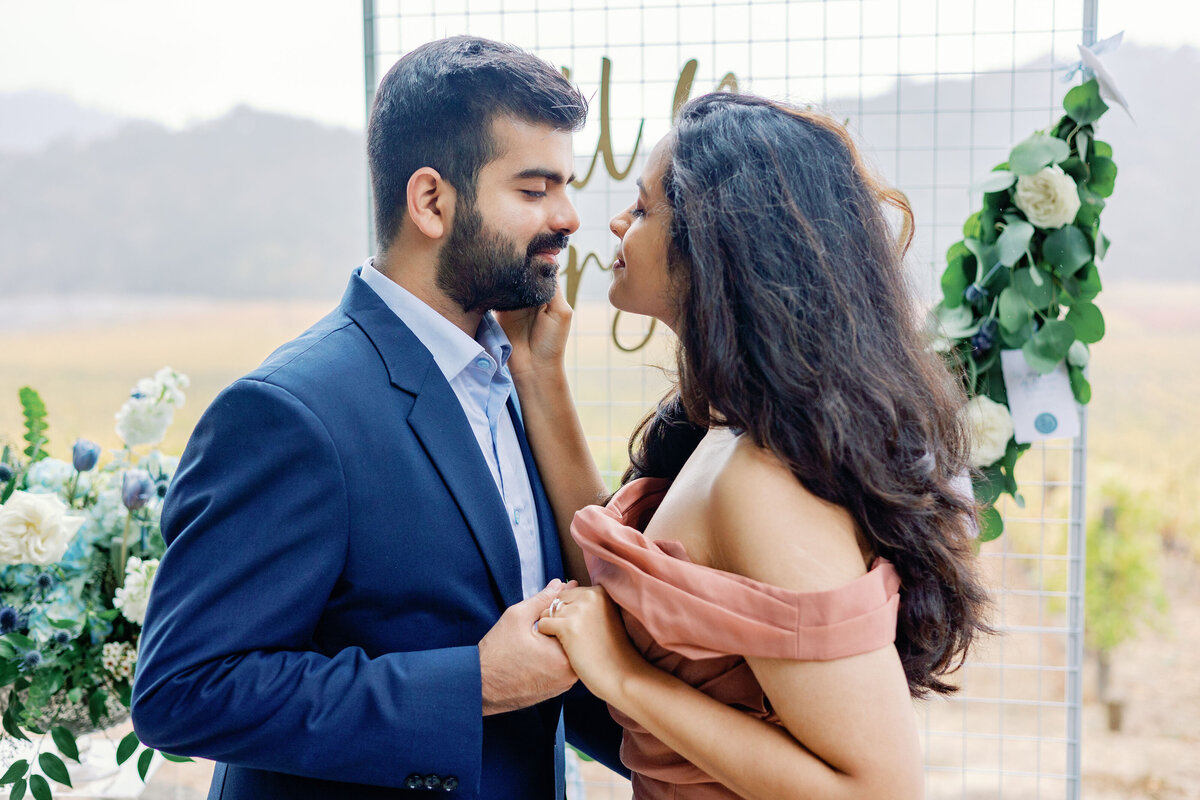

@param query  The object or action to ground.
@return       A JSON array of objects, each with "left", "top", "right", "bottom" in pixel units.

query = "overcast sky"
[{"left": 0, "top": 0, "right": 1195, "bottom": 131}]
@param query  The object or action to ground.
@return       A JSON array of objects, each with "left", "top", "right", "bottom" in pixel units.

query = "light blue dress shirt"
[{"left": 361, "top": 259, "right": 545, "bottom": 600}]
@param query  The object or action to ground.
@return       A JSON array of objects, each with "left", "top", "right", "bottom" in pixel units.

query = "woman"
[{"left": 501, "top": 92, "right": 990, "bottom": 799}]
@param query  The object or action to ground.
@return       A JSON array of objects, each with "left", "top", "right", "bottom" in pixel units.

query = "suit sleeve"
[
  {"left": 563, "top": 682, "right": 630, "bottom": 778},
  {"left": 131, "top": 378, "right": 483, "bottom": 790}
]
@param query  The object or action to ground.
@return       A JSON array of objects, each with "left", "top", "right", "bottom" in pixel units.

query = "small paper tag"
[{"left": 999, "top": 350, "right": 1081, "bottom": 444}]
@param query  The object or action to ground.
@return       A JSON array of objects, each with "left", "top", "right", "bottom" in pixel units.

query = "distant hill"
[
  {"left": 0, "top": 105, "right": 367, "bottom": 299},
  {"left": 0, "top": 91, "right": 128, "bottom": 153},
  {"left": 0, "top": 43, "right": 1194, "bottom": 299}
]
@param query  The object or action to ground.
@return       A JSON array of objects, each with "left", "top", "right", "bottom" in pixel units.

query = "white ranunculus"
[
  {"left": 965, "top": 396, "right": 1015, "bottom": 469},
  {"left": 1013, "top": 164, "right": 1081, "bottom": 230},
  {"left": 114, "top": 556, "right": 159, "bottom": 625},
  {"left": 115, "top": 396, "right": 174, "bottom": 447},
  {"left": 0, "top": 491, "right": 85, "bottom": 566}
]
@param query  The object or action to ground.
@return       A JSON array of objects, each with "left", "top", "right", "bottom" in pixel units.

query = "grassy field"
[{"left": 2, "top": 283, "right": 1195, "bottom": 525}]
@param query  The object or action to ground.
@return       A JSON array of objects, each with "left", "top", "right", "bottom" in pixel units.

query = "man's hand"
[{"left": 479, "top": 579, "right": 578, "bottom": 715}]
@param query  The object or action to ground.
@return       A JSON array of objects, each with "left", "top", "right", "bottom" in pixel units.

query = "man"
[{"left": 131, "top": 36, "right": 624, "bottom": 799}]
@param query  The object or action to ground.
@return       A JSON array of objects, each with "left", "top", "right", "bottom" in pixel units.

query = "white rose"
[
  {"left": 1013, "top": 164, "right": 1081, "bottom": 229},
  {"left": 114, "top": 557, "right": 159, "bottom": 625},
  {"left": 965, "top": 396, "right": 1015, "bottom": 468},
  {"left": 0, "top": 491, "right": 85, "bottom": 566},
  {"left": 115, "top": 396, "right": 174, "bottom": 447}
]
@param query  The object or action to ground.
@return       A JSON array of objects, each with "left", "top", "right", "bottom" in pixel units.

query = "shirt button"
[
  {"left": 442, "top": 776, "right": 459, "bottom": 791},
  {"left": 404, "top": 774, "right": 423, "bottom": 789},
  {"left": 475, "top": 357, "right": 491, "bottom": 369},
  {"left": 424, "top": 774, "right": 442, "bottom": 789}
]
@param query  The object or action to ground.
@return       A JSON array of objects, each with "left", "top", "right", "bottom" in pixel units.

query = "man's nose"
[{"left": 551, "top": 194, "right": 581, "bottom": 236}]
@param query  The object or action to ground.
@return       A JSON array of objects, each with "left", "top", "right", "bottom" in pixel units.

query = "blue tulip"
[
  {"left": 72, "top": 438, "right": 102, "bottom": 472},
  {"left": 121, "top": 469, "right": 155, "bottom": 511}
]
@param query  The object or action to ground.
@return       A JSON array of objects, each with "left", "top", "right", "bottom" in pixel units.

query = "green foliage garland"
[{"left": 933, "top": 78, "right": 1117, "bottom": 541}]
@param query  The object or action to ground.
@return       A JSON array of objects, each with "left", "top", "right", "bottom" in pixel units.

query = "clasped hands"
[{"left": 478, "top": 578, "right": 643, "bottom": 715}]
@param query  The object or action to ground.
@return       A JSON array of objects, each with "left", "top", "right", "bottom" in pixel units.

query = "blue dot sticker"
[{"left": 1034, "top": 413, "right": 1058, "bottom": 435}]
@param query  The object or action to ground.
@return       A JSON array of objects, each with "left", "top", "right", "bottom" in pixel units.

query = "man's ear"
[{"left": 406, "top": 167, "right": 456, "bottom": 240}]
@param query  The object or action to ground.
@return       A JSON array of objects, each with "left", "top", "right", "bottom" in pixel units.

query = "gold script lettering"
[
  {"left": 559, "top": 58, "right": 738, "bottom": 352},
  {"left": 572, "top": 58, "right": 645, "bottom": 189}
]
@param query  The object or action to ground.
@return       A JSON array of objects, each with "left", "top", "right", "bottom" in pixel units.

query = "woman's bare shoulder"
[{"left": 706, "top": 435, "right": 868, "bottom": 593}]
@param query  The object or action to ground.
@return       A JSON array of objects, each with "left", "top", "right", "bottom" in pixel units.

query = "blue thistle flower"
[
  {"left": 52, "top": 631, "right": 72, "bottom": 645},
  {"left": 35, "top": 573, "right": 54, "bottom": 591},
  {"left": 20, "top": 650, "right": 43, "bottom": 671},
  {"left": 0, "top": 606, "right": 18, "bottom": 634},
  {"left": 0, "top": 464, "right": 12, "bottom": 483}
]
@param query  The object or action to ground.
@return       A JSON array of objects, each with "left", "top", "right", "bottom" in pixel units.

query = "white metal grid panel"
[{"left": 363, "top": 2, "right": 1093, "bottom": 797}]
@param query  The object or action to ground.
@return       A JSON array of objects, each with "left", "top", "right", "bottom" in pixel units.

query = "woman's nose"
[{"left": 609, "top": 212, "right": 629, "bottom": 239}]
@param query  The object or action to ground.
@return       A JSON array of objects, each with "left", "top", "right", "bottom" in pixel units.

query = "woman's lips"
[{"left": 612, "top": 257, "right": 626, "bottom": 270}]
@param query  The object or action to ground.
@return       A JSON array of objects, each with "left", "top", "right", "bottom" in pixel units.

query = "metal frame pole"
[
  {"left": 1066, "top": 7, "right": 1097, "bottom": 797},
  {"left": 362, "top": 0, "right": 377, "bottom": 254}
]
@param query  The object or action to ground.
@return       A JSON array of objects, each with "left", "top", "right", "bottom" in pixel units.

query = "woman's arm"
[
  {"left": 537, "top": 441, "right": 925, "bottom": 800},
  {"left": 497, "top": 293, "right": 608, "bottom": 584}
]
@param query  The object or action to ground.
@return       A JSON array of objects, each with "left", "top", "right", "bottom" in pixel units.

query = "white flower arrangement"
[
  {"left": 113, "top": 557, "right": 159, "bottom": 626},
  {"left": 1013, "top": 164, "right": 1082, "bottom": 229},
  {"left": 114, "top": 367, "right": 190, "bottom": 448},
  {"left": 964, "top": 396, "right": 1016, "bottom": 469},
  {"left": 0, "top": 491, "right": 85, "bottom": 567}
]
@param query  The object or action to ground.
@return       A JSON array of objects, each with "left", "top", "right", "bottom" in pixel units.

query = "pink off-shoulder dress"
[{"left": 571, "top": 477, "right": 902, "bottom": 800}]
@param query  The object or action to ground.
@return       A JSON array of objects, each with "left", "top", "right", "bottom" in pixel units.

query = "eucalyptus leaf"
[
  {"left": 998, "top": 287, "right": 1032, "bottom": 333},
  {"left": 1065, "top": 302, "right": 1105, "bottom": 343},
  {"left": 964, "top": 238, "right": 997, "bottom": 273},
  {"left": 1075, "top": 129, "right": 1090, "bottom": 160},
  {"left": 1008, "top": 134, "right": 1071, "bottom": 176},
  {"left": 1077, "top": 263, "right": 1102, "bottom": 300},
  {"left": 1070, "top": 367, "right": 1092, "bottom": 404},
  {"left": 25, "top": 777, "right": 45, "bottom": 800},
  {"left": 934, "top": 302, "right": 981, "bottom": 339},
  {"left": 1042, "top": 225, "right": 1092, "bottom": 274},
  {"left": 1031, "top": 319, "right": 1076, "bottom": 360},
  {"left": 1093, "top": 140, "right": 1112, "bottom": 158},
  {"left": 1021, "top": 340, "right": 1062, "bottom": 374},
  {"left": 975, "top": 169, "right": 1017, "bottom": 193},
  {"left": 1088, "top": 156, "right": 1118, "bottom": 197},
  {"left": 10, "top": 777, "right": 26, "bottom": 800},
  {"left": 1096, "top": 233, "right": 1110, "bottom": 262},
  {"left": 1013, "top": 268, "right": 1056, "bottom": 310},
  {"left": 1000, "top": 318, "right": 1035, "bottom": 348},
  {"left": 36, "top": 753, "right": 70, "bottom": 788},
  {"left": 996, "top": 220, "right": 1034, "bottom": 267},
  {"left": 978, "top": 506, "right": 1004, "bottom": 542},
  {"left": 941, "top": 242, "right": 972, "bottom": 308},
  {"left": 1064, "top": 79, "right": 1109, "bottom": 125},
  {"left": 974, "top": 467, "right": 1004, "bottom": 505}
]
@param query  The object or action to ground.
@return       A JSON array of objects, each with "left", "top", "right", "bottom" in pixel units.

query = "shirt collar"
[{"left": 360, "top": 258, "right": 512, "bottom": 383}]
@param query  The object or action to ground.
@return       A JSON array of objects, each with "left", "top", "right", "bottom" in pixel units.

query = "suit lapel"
[
  {"left": 508, "top": 397, "right": 564, "bottom": 583},
  {"left": 408, "top": 377, "right": 524, "bottom": 607},
  {"left": 341, "top": 269, "right": 524, "bottom": 608}
]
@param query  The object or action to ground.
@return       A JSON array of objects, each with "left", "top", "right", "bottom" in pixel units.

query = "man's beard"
[{"left": 436, "top": 198, "right": 567, "bottom": 313}]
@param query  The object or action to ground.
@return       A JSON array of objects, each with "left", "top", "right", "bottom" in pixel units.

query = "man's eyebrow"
[
  {"left": 635, "top": 177, "right": 647, "bottom": 194},
  {"left": 514, "top": 168, "right": 576, "bottom": 185}
]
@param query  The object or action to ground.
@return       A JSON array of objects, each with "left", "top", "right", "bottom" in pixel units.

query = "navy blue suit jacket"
[{"left": 131, "top": 269, "right": 624, "bottom": 799}]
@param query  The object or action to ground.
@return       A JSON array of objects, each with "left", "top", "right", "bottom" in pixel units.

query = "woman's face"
[{"left": 608, "top": 135, "right": 678, "bottom": 330}]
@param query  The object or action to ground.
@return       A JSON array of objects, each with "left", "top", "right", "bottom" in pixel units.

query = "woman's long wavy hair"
[{"left": 623, "top": 92, "right": 990, "bottom": 697}]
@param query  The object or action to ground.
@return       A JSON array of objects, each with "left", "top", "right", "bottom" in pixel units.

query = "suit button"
[
  {"left": 424, "top": 774, "right": 441, "bottom": 789},
  {"left": 404, "top": 774, "right": 423, "bottom": 789},
  {"left": 442, "top": 776, "right": 459, "bottom": 791}
]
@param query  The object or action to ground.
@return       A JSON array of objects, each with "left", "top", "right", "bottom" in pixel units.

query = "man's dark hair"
[{"left": 367, "top": 36, "right": 588, "bottom": 252}]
